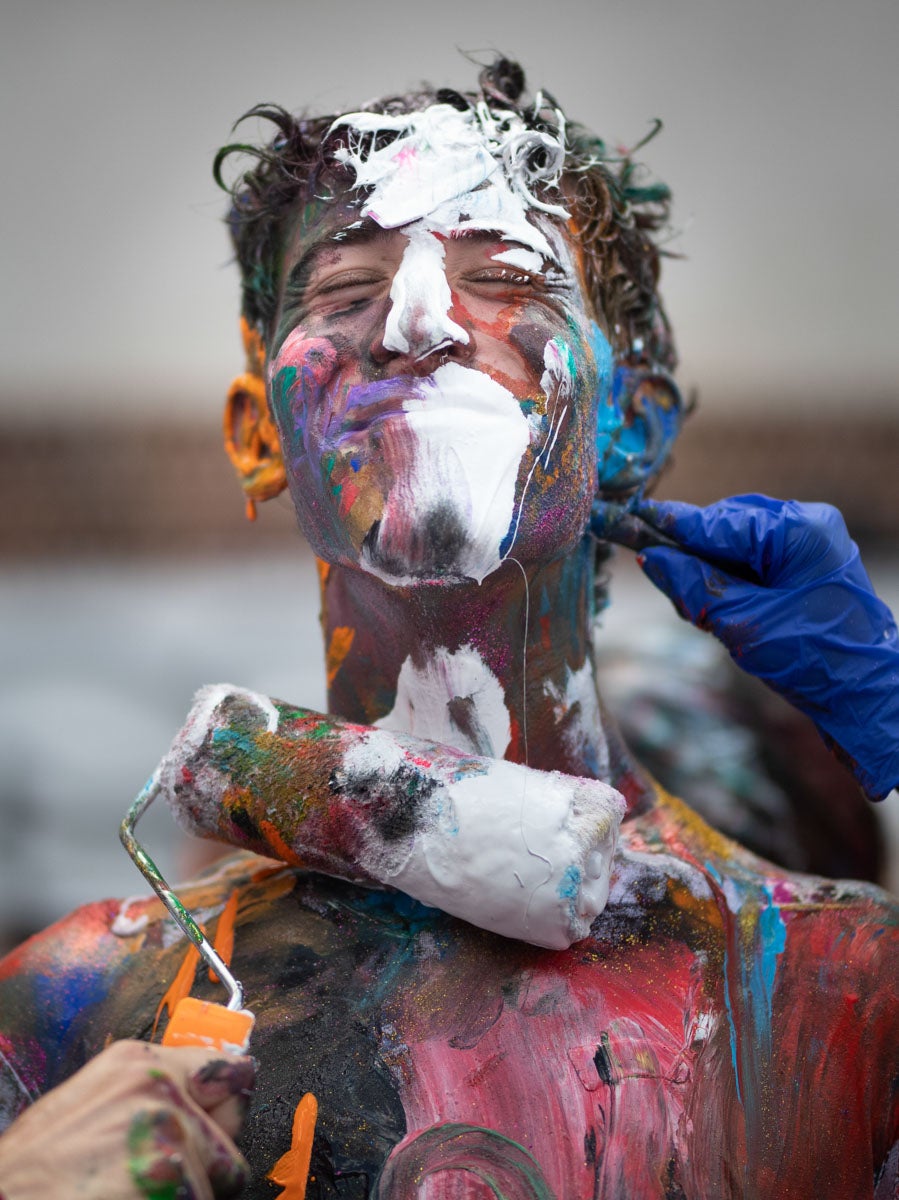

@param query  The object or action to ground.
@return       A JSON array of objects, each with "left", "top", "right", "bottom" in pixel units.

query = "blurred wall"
[{"left": 2, "top": 0, "right": 898, "bottom": 422}]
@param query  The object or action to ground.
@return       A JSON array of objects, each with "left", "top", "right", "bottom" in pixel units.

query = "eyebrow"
[
  {"left": 448, "top": 227, "right": 563, "bottom": 267},
  {"left": 283, "top": 221, "right": 395, "bottom": 299},
  {"left": 449, "top": 228, "right": 539, "bottom": 250}
]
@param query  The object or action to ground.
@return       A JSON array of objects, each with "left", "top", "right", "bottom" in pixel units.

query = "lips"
[
  {"left": 324, "top": 369, "right": 512, "bottom": 443},
  {"left": 338, "top": 378, "right": 418, "bottom": 435}
]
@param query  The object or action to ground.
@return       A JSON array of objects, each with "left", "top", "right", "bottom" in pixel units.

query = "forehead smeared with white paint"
[
  {"left": 329, "top": 100, "right": 569, "bottom": 242},
  {"left": 329, "top": 102, "right": 573, "bottom": 360}
]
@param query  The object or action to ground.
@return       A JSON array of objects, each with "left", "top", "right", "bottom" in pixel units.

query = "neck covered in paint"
[{"left": 319, "top": 537, "right": 653, "bottom": 810}]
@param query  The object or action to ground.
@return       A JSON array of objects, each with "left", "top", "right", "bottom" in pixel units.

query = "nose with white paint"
[{"left": 381, "top": 223, "right": 470, "bottom": 362}]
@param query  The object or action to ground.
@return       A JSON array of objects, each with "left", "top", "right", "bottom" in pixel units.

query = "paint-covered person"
[{"left": 1, "top": 57, "right": 897, "bottom": 1200}]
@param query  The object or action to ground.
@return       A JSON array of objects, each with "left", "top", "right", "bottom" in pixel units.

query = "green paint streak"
[
  {"left": 270, "top": 365, "right": 297, "bottom": 423},
  {"left": 376, "top": 1122, "right": 556, "bottom": 1199},
  {"left": 306, "top": 721, "right": 335, "bottom": 741},
  {"left": 127, "top": 1110, "right": 187, "bottom": 1200}
]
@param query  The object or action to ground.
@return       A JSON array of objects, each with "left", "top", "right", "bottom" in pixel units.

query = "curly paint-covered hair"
[{"left": 214, "top": 55, "right": 676, "bottom": 368}]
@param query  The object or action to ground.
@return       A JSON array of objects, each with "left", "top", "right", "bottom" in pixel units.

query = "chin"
[{"left": 359, "top": 498, "right": 504, "bottom": 586}]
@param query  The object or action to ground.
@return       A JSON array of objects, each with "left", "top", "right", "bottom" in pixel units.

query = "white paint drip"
[
  {"left": 492, "top": 246, "right": 545, "bottom": 273},
  {"left": 543, "top": 660, "right": 610, "bottom": 780},
  {"left": 541, "top": 337, "right": 575, "bottom": 395},
  {"left": 499, "top": 336, "right": 574, "bottom": 562},
  {"left": 375, "top": 643, "right": 511, "bottom": 758},
  {"left": 330, "top": 102, "right": 568, "bottom": 235},
  {"left": 110, "top": 896, "right": 149, "bottom": 937},
  {"left": 360, "top": 362, "right": 530, "bottom": 584}
]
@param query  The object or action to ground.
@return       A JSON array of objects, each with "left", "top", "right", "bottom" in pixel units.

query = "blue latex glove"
[{"left": 631, "top": 494, "right": 899, "bottom": 801}]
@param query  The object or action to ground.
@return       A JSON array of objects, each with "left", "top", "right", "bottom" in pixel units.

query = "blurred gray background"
[{"left": 1, "top": 0, "right": 897, "bottom": 950}]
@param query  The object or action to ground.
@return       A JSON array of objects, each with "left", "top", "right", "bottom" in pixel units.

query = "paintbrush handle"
[{"left": 591, "top": 501, "right": 761, "bottom": 584}]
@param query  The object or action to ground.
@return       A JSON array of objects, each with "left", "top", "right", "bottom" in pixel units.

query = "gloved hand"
[{"left": 630, "top": 494, "right": 899, "bottom": 801}]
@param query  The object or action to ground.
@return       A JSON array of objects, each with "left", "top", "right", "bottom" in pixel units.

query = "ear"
[
  {"left": 595, "top": 363, "right": 685, "bottom": 499},
  {"left": 223, "top": 318, "right": 286, "bottom": 517}
]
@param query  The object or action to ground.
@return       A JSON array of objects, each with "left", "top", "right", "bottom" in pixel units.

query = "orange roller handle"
[{"left": 162, "top": 996, "right": 255, "bottom": 1053}]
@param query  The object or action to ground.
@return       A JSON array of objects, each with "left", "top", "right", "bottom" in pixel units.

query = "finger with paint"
[
  {"left": 630, "top": 494, "right": 899, "bottom": 800},
  {"left": 0, "top": 1040, "right": 253, "bottom": 1199},
  {"left": 157, "top": 684, "right": 626, "bottom": 950}
]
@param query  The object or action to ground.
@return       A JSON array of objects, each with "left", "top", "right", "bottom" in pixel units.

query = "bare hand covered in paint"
[
  {"left": 630, "top": 494, "right": 899, "bottom": 801},
  {"left": 0, "top": 1040, "right": 253, "bottom": 1199}
]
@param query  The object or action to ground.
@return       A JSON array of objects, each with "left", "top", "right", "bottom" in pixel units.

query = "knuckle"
[
  {"left": 789, "top": 499, "right": 843, "bottom": 538},
  {"left": 102, "top": 1037, "right": 147, "bottom": 1063},
  {"left": 90, "top": 1038, "right": 163, "bottom": 1080},
  {"left": 137, "top": 1103, "right": 191, "bottom": 1145}
]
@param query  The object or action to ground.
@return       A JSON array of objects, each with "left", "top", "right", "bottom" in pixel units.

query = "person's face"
[{"left": 266, "top": 104, "right": 613, "bottom": 585}]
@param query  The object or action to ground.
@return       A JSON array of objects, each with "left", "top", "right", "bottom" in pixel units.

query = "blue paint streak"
[
  {"left": 706, "top": 864, "right": 787, "bottom": 1116},
  {"left": 588, "top": 321, "right": 614, "bottom": 403},
  {"left": 747, "top": 884, "right": 786, "bottom": 1058},
  {"left": 557, "top": 864, "right": 581, "bottom": 899},
  {"left": 211, "top": 728, "right": 257, "bottom": 755}
]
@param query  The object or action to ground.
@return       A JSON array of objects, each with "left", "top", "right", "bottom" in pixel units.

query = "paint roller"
[{"left": 126, "top": 683, "right": 624, "bottom": 954}]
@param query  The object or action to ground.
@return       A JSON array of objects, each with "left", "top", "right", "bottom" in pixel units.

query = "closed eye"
[
  {"left": 466, "top": 267, "right": 539, "bottom": 284},
  {"left": 315, "top": 270, "right": 388, "bottom": 294},
  {"left": 306, "top": 271, "right": 390, "bottom": 317}
]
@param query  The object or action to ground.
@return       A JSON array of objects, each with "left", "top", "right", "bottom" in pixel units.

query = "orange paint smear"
[
  {"left": 259, "top": 817, "right": 303, "bottom": 867},
  {"left": 267, "top": 1092, "right": 318, "bottom": 1199},
  {"left": 250, "top": 863, "right": 294, "bottom": 885},
  {"left": 326, "top": 625, "right": 356, "bottom": 688},
  {"left": 668, "top": 877, "right": 723, "bottom": 931},
  {"left": 208, "top": 889, "right": 239, "bottom": 984},
  {"left": 240, "top": 315, "right": 266, "bottom": 376},
  {"left": 153, "top": 941, "right": 201, "bottom": 1040},
  {"left": 337, "top": 478, "right": 360, "bottom": 518}
]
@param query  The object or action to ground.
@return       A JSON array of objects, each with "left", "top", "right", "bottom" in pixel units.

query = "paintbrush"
[
  {"left": 120, "top": 775, "right": 255, "bottom": 1053},
  {"left": 591, "top": 500, "right": 761, "bottom": 584}
]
